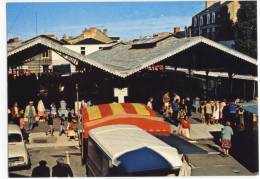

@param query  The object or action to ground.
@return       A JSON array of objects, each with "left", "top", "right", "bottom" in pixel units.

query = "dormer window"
[
  {"left": 212, "top": 12, "right": 216, "bottom": 23},
  {"left": 194, "top": 17, "right": 197, "bottom": 27},
  {"left": 200, "top": 16, "right": 203, "bottom": 26},
  {"left": 207, "top": 14, "right": 211, "bottom": 24},
  {"left": 81, "top": 47, "right": 86, "bottom": 55}
]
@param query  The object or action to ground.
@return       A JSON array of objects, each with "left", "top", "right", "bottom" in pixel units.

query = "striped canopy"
[{"left": 82, "top": 103, "right": 156, "bottom": 121}]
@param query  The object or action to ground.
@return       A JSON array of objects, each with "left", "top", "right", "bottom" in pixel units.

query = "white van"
[
  {"left": 8, "top": 124, "right": 30, "bottom": 169},
  {"left": 86, "top": 125, "right": 183, "bottom": 176}
]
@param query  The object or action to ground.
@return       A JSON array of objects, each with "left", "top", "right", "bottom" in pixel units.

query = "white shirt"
[{"left": 147, "top": 101, "right": 153, "bottom": 109}]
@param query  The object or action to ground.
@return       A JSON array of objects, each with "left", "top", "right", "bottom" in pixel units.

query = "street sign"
[{"left": 114, "top": 88, "right": 128, "bottom": 103}]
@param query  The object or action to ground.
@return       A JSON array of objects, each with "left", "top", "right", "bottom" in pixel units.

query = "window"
[
  {"left": 200, "top": 16, "right": 203, "bottom": 26},
  {"left": 212, "top": 12, "right": 216, "bottom": 23},
  {"left": 193, "top": 17, "right": 197, "bottom": 27},
  {"left": 42, "top": 50, "right": 49, "bottom": 58},
  {"left": 81, "top": 47, "right": 86, "bottom": 55},
  {"left": 207, "top": 14, "right": 211, "bottom": 24},
  {"left": 8, "top": 134, "right": 22, "bottom": 143}
]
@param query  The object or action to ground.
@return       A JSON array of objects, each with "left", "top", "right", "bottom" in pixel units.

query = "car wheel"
[{"left": 25, "top": 157, "right": 31, "bottom": 170}]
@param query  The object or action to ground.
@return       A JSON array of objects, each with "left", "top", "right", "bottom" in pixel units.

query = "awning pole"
[
  {"left": 253, "top": 80, "right": 256, "bottom": 99},
  {"left": 206, "top": 70, "right": 209, "bottom": 99},
  {"left": 228, "top": 72, "right": 233, "bottom": 100},
  {"left": 243, "top": 80, "right": 246, "bottom": 100}
]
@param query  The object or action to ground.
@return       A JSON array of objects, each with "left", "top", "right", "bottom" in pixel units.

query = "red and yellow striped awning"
[{"left": 82, "top": 103, "right": 156, "bottom": 121}]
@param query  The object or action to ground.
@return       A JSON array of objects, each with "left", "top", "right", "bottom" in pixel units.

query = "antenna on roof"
[
  {"left": 184, "top": 26, "right": 187, "bottom": 39},
  {"left": 35, "top": 12, "right": 38, "bottom": 36}
]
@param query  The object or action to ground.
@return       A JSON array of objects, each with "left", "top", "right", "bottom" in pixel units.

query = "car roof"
[
  {"left": 89, "top": 125, "right": 182, "bottom": 169},
  {"left": 8, "top": 124, "right": 22, "bottom": 135}
]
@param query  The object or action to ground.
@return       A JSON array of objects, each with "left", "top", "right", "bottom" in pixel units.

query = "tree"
[
  {"left": 234, "top": 1, "right": 257, "bottom": 58},
  {"left": 218, "top": 5, "right": 234, "bottom": 41}
]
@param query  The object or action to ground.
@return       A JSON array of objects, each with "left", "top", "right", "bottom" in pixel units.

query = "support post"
[
  {"left": 253, "top": 80, "right": 256, "bottom": 99},
  {"left": 243, "top": 80, "right": 246, "bottom": 100},
  {"left": 205, "top": 70, "right": 209, "bottom": 100},
  {"left": 228, "top": 72, "right": 233, "bottom": 100}
]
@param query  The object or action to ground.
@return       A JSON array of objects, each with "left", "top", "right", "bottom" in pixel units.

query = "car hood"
[{"left": 8, "top": 143, "right": 27, "bottom": 158}]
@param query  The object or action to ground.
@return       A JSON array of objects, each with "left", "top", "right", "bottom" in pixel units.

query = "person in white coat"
[{"left": 213, "top": 101, "right": 220, "bottom": 124}]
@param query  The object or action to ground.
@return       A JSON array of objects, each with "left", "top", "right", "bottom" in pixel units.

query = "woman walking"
[
  {"left": 221, "top": 121, "right": 234, "bottom": 157},
  {"left": 200, "top": 101, "right": 206, "bottom": 124}
]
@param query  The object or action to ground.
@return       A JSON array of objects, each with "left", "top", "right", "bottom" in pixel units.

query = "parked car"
[
  {"left": 86, "top": 125, "right": 183, "bottom": 176},
  {"left": 8, "top": 124, "right": 30, "bottom": 169}
]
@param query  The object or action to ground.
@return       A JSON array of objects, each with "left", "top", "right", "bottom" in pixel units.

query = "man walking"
[
  {"left": 31, "top": 160, "right": 50, "bottom": 177},
  {"left": 25, "top": 101, "right": 36, "bottom": 131},
  {"left": 52, "top": 158, "right": 73, "bottom": 177}
]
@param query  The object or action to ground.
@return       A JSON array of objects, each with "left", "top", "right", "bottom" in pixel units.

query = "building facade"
[
  {"left": 191, "top": 0, "right": 240, "bottom": 42},
  {"left": 7, "top": 28, "right": 119, "bottom": 75}
]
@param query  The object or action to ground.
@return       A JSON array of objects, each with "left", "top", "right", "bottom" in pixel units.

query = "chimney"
[
  {"left": 205, "top": 0, "right": 217, "bottom": 9},
  {"left": 103, "top": 29, "right": 108, "bottom": 36},
  {"left": 173, "top": 27, "right": 181, "bottom": 34}
]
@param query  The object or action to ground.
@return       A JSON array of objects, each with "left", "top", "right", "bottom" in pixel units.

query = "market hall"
[{"left": 7, "top": 33, "right": 257, "bottom": 108}]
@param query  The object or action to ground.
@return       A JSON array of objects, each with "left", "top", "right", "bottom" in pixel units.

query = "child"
[
  {"left": 46, "top": 114, "right": 54, "bottom": 136},
  {"left": 19, "top": 110, "right": 29, "bottom": 143},
  {"left": 59, "top": 114, "right": 66, "bottom": 136},
  {"left": 181, "top": 116, "right": 190, "bottom": 138}
]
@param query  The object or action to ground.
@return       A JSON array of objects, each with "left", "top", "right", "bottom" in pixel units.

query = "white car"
[{"left": 8, "top": 124, "right": 30, "bottom": 169}]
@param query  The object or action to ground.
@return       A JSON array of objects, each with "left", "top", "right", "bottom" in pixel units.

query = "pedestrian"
[
  {"left": 185, "top": 97, "right": 192, "bottom": 119},
  {"left": 213, "top": 101, "right": 220, "bottom": 124},
  {"left": 172, "top": 99, "right": 180, "bottom": 123},
  {"left": 205, "top": 100, "right": 213, "bottom": 125},
  {"left": 193, "top": 97, "right": 200, "bottom": 113},
  {"left": 173, "top": 93, "right": 180, "bottom": 103},
  {"left": 200, "top": 101, "right": 206, "bottom": 124},
  {"left": 219, "top": 99, "right": 226, "bottom": 123},
  {"left": 221, "top": 121, "right": 234, "bottom": 157},
  {"left": 162, "top": 91, "right": 170, "bottom": 107},
  {"left": 46, "top": 114, "right": 54, "bottom": 136},
  {"left": 37, "top": 99, "right": 46, "bottom": 121},
  {"left": 67, "top": 119, "right": 77, "bottom": 141},
  {"left": 147, "top": 97, "right": 154, "bottom": 109},
  {"left": 227, "top": 102, "right": 237, "bottom": 126},
  {"left": 52, "top": 158, "right": 73, "bottom": 177},
  {"left": 31, "top": 160, "right": 50, "bottom": 177},
  {"left": 19, "top": 110, "right": 29, "bottom": 143},
  {"left": 50, "top": 102, "right": 57, "bottom": 118},
  {"left": 59, "top": 114, "right": 66, "bottom": 136},
  {"left": 8, "top": 109, "right": 12, "bottom": 124},
  {"left": 24, "top": 101, "right": 36, "bottom": 131},
  {"left": 58, "top": 99, "right": 68, "bottom": 118},
  {"left": 181, "top": 116, "right": 190, "bottom": 138},
  {"left": 163, "top": 103, "right": 173, "bottom": 122},
  {"left": 11, "top": 102, "right": 20, "bottom": 126},
  {"left": 67, "top": 109, "right": 76, "bottom": 130},
  {"left": 180, "top": 98, "right": 186, "bottom": 112},
  {"left": 237, "top": 107, "right": 245, "bottom": 129}
]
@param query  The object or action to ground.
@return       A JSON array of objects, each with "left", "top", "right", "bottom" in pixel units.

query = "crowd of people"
[
  {"left": 147, "top": 91, "right": 257, "bottom": 157},
  {"left": 8, "top": 98, "right": 90, "bottom": 143}
]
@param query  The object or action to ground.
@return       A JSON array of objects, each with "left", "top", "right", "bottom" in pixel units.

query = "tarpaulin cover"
[
  {"left": 118, "top": 147, "right": 172, "bottom": 174},
  {"left": 82, "top": 103, "right": 156, "bottom": 121},
  {"left": 82, "top": 103, "right": 171, "bottom": 138}
]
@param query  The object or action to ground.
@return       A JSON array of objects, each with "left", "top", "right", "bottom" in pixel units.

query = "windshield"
[{"left": 8, "top": 133, "right": 22, "bottom": 143}]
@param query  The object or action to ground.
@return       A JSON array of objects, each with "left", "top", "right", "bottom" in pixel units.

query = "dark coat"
[
  {"left": 31, "top": 165, "right": 50, "bottom": 177},
  {"left": 52, "top": 164, "right": 73, "bottom": 177}
]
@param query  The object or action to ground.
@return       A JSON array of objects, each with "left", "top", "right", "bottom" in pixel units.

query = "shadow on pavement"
[
  {"left": 231, "top": 128, "right": 258, "bottom": 173},
  {"left": 210, "top": 129, "right": 259, "bottom": 173},
  {"left": 50, "top": 155, "right": 66, "bottom": 158},
  {"left": 157, "top": 135, "right": 207, "bottom": 154},
  {"left": 9, "top": 172, "right": 28, "bottom": 177}
]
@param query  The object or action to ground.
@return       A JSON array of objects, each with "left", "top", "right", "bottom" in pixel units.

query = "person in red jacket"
[{"left": 181, "top": 116, "right": 190, "bottom": 138}]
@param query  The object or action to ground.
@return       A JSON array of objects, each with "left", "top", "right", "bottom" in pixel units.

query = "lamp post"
[{"left": 76, "top": 83, "right": 79, "bottom": 115}]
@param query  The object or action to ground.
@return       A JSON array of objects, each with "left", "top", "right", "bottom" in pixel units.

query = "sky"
[{"left": 6, "top": 1, "right": 205, "bottom": 41}]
